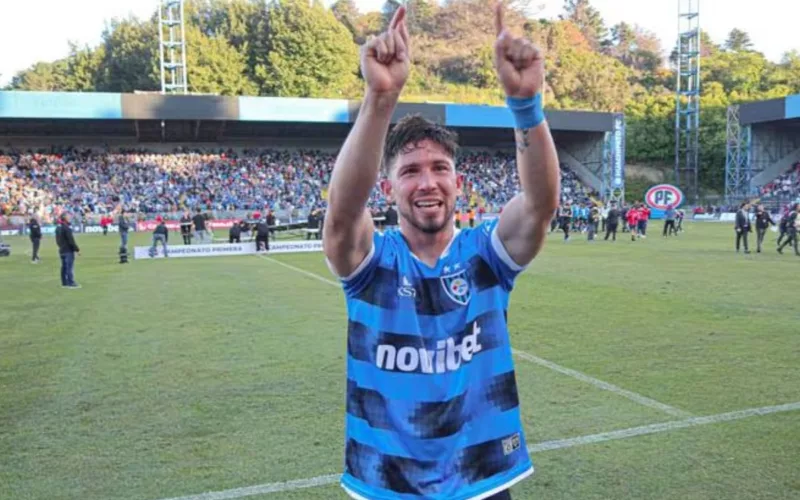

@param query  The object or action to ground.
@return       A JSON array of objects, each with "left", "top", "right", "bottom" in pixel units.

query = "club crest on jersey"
[{"left": 441, "top": 269, "right": 471, "bottom": 305}]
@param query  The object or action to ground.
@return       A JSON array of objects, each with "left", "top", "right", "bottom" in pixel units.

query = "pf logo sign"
[{"left": 645, "top": 184, "right": 684, "bottom": 210}]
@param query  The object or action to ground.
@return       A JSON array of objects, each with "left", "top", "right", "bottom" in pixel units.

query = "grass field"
[{"left": 1, "top": 222, "right": 799, "bottom": 500}]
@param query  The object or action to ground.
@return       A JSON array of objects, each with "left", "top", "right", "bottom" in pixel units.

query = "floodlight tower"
[
  {"left": 674, "top": 0, "right": 701, "bottom": 203},
  {"left": 159, "top": 0, "right": 188, "bottom": 94}
]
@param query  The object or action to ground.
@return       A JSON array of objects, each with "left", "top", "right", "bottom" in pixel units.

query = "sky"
[{"left": 1, "top": 0, "right": 798, "bottom": 87}]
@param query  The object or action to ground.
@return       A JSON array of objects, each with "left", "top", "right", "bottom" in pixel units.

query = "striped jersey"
[{"left": 333, "top": 218, "right": 533, "bottom": 500}]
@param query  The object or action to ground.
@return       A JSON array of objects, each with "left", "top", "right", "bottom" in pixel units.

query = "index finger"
[
  {"left": 390, "top": 5, "right": 406, "bottom": 30},
  {"left": 494, "top": 2, "right": 504, "bottom": 37}
]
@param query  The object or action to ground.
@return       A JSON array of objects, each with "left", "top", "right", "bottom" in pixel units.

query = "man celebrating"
[{"left": 322, "top": 5, "right": 559, "bottom": 499}]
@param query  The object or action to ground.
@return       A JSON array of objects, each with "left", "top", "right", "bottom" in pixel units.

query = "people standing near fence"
[
  {"left": 149, "top": 216, "right": 169, "bottom": 258},
  {"left": 192, "top": 208, "right": 207, "bottom": 244},
  {"left": 255, "top": 217, "right": 270, "bottom": 252},
  {"left": 663, "top": 204, "right": 677, "bottom": 237},
  {"left": 753, "top": 204, "right": 774, "bottom": 253},
  {"left": 118, "top": 209, "right": 130, "bottom": 250},
  {"left": 637, "top": 203, "right": 650, "bottom": 238},
  {"left": 604, "top": 201, "right": 619, "bottom": 241},
  {"left": 559, "top": 203, "right": 572, "bottom": 241},
  {"left": 734, "top": 202, "right": 752, "bottom": 254},
  {"left": 587, "top": 202, "right": 600, "bottom": 241},
  {"left": 777, "top": 204, "right": 799, "bottom": 256},
  {"left": 626, "top": 204, "right": 640, "bottom": 241},
  {"left": 776, "top": 207, "right": 790, "bottom": 247},
  {"left": 180, "top": 211, "right": 193, "bottom": 245},
  {"left": 28, "top": 216, "right": 42, "bottom": 263},
  {"left": 229, "top": 220, "right": 242, "bottom": 243},
  {"left": 55, "top": 213, "right": 80, "bottom": 289}
]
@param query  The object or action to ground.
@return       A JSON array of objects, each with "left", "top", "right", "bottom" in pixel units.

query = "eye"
[{"left": 400, "top": 166, "right": 418, "bottom": 176}]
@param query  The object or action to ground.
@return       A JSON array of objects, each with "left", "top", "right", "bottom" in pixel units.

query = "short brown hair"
[{"left": 383, "top": 115, "right": 459, "bottom": 174}]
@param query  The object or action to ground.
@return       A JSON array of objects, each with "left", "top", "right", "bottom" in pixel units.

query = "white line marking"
[
  {"left": 256, "top": 253, "right": 340, "bottom": 287},
  {"left": 257, "top": 253, "right": 690, "bottom": 417},
  {"left": 527, "top": 401, "right": 800, "bottom": 452},
  {"left": 157, "top": 401, "right": 800, "bottom": 500},
  {"left": 511, "top": 349, "right": 692, "bottom": 418},
  {"left": 157, "top": 474, "right": 341, "bottom": 500}
]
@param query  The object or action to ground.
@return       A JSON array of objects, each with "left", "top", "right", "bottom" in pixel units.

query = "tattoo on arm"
[{"left": 515, "top": 128, "right": 531, "bottom": 153}]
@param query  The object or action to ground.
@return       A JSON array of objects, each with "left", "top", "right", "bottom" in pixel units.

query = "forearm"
[
  {"left": 326, "top": 91, "right": 398, "bottom": 222},
  {"left": 514, "top": 122, "right": 560, "bottom": 218}
]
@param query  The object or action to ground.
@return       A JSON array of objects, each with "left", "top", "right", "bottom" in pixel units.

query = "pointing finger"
[
  {"left": 494, "top": 1, "right": 505, "bottom": 38},
  {"left": 399, "top": 14, "right": 410, "bottom": 48},
  {"left": 390, "top": 5, "right": 406, "bottom": 30}
]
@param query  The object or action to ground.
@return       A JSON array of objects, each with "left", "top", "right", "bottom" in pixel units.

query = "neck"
[{"left": 399, "top": 218, "right": 456, "bottom": 267}]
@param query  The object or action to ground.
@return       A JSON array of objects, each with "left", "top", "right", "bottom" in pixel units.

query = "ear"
[
  {"left": 456, "top": 173, "right": 464, "bottom": 197},
  {"left": 381, "top": 179, "right": 394, "bottom": 202}
]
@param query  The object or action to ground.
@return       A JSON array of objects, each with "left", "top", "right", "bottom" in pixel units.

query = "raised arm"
[
  {"left": 323, "top": 7, "right": 411, "bottom": 277},
  {"left": 491, "top": 2, "right": 560, "bottom": 267}
]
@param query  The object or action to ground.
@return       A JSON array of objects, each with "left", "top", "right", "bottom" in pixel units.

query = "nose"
[{"left": 417, "top": 168, "right": 436, "bottom": 190}]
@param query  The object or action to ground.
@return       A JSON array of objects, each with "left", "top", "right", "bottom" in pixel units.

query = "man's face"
[{"left": 385, "top": 139, "right": 460, "bottom": 235}]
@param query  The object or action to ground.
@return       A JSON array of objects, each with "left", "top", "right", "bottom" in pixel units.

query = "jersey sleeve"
[
  {"left": 475, "top": 218, "right": 528, "bottom": 291},
  {"left": 326, "top": 230, "right": 387, "bottom": 297}
]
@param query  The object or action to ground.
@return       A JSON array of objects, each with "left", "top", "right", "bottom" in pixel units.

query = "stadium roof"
[
  {"left": 739, "top": 93, "right": 800, "bottom": 125},
  {"left": 0, "top": 91, "right": 617, "bottom": 146}
]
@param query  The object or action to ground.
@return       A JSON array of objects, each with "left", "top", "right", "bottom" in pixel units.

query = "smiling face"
[
  {"left": 382, "top": 115, "right": 461, "bottom": 236},
  {"left": 386, "top": 139, "right": 461, "bottom": 235}
]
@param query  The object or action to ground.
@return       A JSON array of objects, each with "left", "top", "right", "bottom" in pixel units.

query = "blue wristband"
[{"left": 506, "top": 93, "right": 545, "bottom": 130}]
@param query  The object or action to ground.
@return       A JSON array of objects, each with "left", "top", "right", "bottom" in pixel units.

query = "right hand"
[{"left": 360, "top": 6, "right": 410, "bottom": 96}]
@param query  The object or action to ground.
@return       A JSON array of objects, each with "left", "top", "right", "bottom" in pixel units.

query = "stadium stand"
[
  {"left": 758, "top": 162, "right": 800, "bottom": 202},
  {"left": 0, "top": 148, "right": 596, "bottom": 222}
]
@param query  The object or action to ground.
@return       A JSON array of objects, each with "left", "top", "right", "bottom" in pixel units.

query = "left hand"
[{"left": 493, "top": 2, "right": 545, "bottom": 99}]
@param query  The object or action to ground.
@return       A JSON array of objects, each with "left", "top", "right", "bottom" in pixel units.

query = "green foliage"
[
  {"left": 623, "top": 175, "right": 653, "bottom": 203},
  {"left": 256, "top": 0, "right": 359, "bottom": 97},
  {"left": 184, "top": 26, "right": 258, "bottom": 96},
  {"left": 97, "top": 17, "right": 160, "bottom": 92}
]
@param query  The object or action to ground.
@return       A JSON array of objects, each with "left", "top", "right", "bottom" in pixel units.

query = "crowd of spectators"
[
  {"left": 0, "top": 147, "right": 597, "bottom": 221},
  {"left": 759, "top": 162, "right": 800, "bottom": 201}
]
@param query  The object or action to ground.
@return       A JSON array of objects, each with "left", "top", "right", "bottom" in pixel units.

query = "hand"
[
  {"left": 360, "top": 7, "right": 411, "bottom": 96},
  {"left": 493, "top": 2, "right": 545, "bottom": 99}
]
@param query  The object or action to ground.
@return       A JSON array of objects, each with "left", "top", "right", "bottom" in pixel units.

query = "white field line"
[
  {"left": 157, "top": 401, "right": 800, "bottom": 500},
  {"left": 511, "top": 349, "right": 691, "bottom": 418},
  {"left": 256, "top": 253, "right": 690, "bottom": 417}
]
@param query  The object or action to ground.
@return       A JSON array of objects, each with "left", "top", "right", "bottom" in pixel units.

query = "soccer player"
[
  {"left": 626, "top": 204, "right": 640, "bottom": 241},
  {"left": 322, "top": 5, "right": 560, "bottom": 499}
]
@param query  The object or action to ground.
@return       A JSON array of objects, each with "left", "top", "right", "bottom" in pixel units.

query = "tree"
[
  {"left": 609, "top": 22, "right": 662, "bottom": 72},
  {"left": 97, "top": 16, "right": 160, "bottom": 92},
  {"left": 184, "top": 26, "right": 258, "bottom": 95},
  {"left": 65, "top": 42, "right": 105, "bottom": 91},
  {"left": 724, "top": 28, "right": 753, "bottom": 52},
  {"left": 331, "top": 0, "right": 360, "bottom": 38},
  {"left": 562, "top": 0, "right": 608, "bottom": 51},
  {"left": 9, "top": 61, "right": 70, "bottom": 91},
  {"left": 255, "top": 0, "right": 359, "bottom": 97}
]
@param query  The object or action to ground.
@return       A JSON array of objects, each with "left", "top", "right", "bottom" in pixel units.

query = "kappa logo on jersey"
[
  {"left": 397, "top": 276, "right": 416, "bottom": 298},
  {"left": 441, "top": 268, "right": 471, "bottom": 305}
]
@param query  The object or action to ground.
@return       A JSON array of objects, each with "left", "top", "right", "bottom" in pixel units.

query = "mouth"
[{"left": 413, "top": 200, "right": 444, "bottom": 215}]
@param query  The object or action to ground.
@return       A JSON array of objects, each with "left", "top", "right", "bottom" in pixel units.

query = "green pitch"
[{"left": 1, "top": 222, "right": 798, "bottom": 500}]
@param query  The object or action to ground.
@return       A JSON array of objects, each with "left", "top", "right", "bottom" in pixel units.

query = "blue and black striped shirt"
[{"left": 334, "top": 218, "right": 534, "bottom": 500}]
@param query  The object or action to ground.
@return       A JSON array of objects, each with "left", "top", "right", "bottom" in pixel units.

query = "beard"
[{"left": 398, "top": 201, "right": 455, "bottom": 235}]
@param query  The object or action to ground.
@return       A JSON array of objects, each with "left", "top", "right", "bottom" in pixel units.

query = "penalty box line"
[
  {"left": 256, "top": 254, "right": 690, "bottom": 418},
  {"left": 157, "top": 401, "right": 800, "bottom": 500}
]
